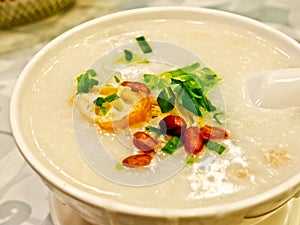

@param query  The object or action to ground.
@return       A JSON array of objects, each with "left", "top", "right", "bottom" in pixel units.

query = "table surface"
[{"left": 1, "top": 1, "right": 300, "bottom": 224}]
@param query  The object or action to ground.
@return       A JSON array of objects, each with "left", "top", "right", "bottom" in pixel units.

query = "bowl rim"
[{"left": 10, "top": 6, "right": 300, "bottom": 218}]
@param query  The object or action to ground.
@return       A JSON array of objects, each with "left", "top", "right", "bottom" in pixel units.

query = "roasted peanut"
[
  {"left": 122, "top": 154, "right": 152, "bottom": 167},
  {"left": 159, "top": 115, "right": 187, "bottom": 137},
  {"left": 133, "top": 131, "right": 158, "bottom": 153},
  {"left": 121, "top": 81, "right": 151, "bottom": 95},
  {"left": 200, "top": 125, "right": 229, "bottom": 141},
  {"left": 183, "top": 127, "right": 204, "bottom": 155}
]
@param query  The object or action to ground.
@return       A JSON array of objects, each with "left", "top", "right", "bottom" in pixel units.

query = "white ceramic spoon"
[{"left": 246, "top": 68, "right": 300, "bottom": 109}]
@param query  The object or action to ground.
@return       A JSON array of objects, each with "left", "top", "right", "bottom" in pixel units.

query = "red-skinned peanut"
[
  {"left": 133, "top": 131, "right": 158, "bottom": 153},
  {"left": 183, "top": 127, "right": 204, "bottom": 155},
  {"left": 122, "top": 154, "right": 152, "bottom": 167},
  {"left": 159, "top": 115, "right": 187, "bottom": 137},
  {"left": 200, "top": 125, "right": 229, "bottom": 141}
]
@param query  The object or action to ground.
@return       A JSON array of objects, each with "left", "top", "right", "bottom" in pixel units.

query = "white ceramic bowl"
[{"left": 10, "top": 7, "right": 300, "bottom": 225}]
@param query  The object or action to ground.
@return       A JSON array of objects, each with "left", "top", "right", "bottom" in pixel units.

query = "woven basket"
[{"left": 0, "top": 0, "right": 75, "bottom": 28}]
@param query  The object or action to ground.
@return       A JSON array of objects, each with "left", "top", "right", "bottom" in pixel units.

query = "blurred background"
[
  {"left": 0, "top": 1, "right": 299, "bottom": 225},
  {"left": 0, "top": 0, "right": 300, "bottom": 54}
]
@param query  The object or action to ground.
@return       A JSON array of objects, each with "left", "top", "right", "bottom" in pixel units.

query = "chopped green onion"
[
  {"left": 104, "top": 93, "right": 119, "bottom": 102},
  {"left": 115, "top": 163, "right": 124, "bottom": 170},
  {"left": 114, "top": 51, "right": 149, "bottom": 64},
  {"left": 157, "top": 87, "right": 175, "bottom": 113},
  {"left": 162, "top": 136, "right": 182, "bottom": 154},
  {"left": 204, "top": 141, "right": 226, "bottom": 155},
  {"left": 93, "top": 94, "right": 120, "bottom": 114},
  {"left": 114, "top": 76, "right": 121, "bottom": 83},
  {"left": 124, "top": 49, "right": 133, "bottom": 61},
  {"left": 99, "top": 106, "right": 107, "bottom": 115},
  {"left": 94, "top": 97, "right": 105, "bottom": 107},
  {"left": 213, "top": 112, "right": 224, "bottom": 125},
  {"left": 136, "top": 36, "right": 152, "bottom": 54},
  {"left": 186, "top": 156, "right": 196, "bottom": 164},
  {"left": 145, "top": 126, "right": 162, "bottom": 135}
]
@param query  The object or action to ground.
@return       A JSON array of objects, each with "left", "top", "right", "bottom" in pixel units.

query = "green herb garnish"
[
  {"left": 204, "top": 141, "right": 226, "bottom": 155},
  {"left": 94, "top": 94, "right": 119, "bottom": 106},
  {"left": 144, "top": 63, "right": 221, "bottom": 116},
  {"left": 124, "top": 49, "right": 133, "bottom": 61},
  {"left": 157, "top": 87, "right": 175, "bottom": 113},
  {"left": 136, "top": 36, "right": 152, "bottom": 54},
  {"left": 115, "top": 163, "right": 124, "bottom": 170},
  {"left": 199, "top": 67, "right": 222, "bottom": 91},
  {"left": 93, "top": 93, "right": 119, "bottom": 115},
  {"left": 104, "top": 93, "right": 119, "bottom": 102},
  {"left": 145, "top": 126, "right": 162, "bottom": 135},
  {"left": 162, "top": 62, "right": 200, "bottom": 78},
  {"left": 186, "top": 156, "right": 196, "bottom": 164},
  {"left": 162, "top": 136, "right": 182, "bottom": 154},
  {"left": 114, "top": 52, "right": 149, "bottom": 64},
  {"left": 176, "top": 84, "right": 202, "bottom": 116},
  {"left": 76, "top": 69, "right": 99, "bottom": 94},
  {"left": 143, "top": 74, "right": 170, "bottom": 90},
  {"left": 114, "top": 75, "right": 121, "bottom": 83},
  {"left": 213, "top": 112, "right": 224, "bottom": 125}
]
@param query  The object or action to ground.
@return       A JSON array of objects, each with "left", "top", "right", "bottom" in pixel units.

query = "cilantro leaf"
[
  {"left": 86, "top": 69, "right": 97, "bottom": 77},
  {"left": 76, "top": 69, "right": 99, "bottom": 94},
  {"left": 198, "top": 67, "right": 221, "bottom": 91}
]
